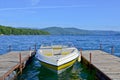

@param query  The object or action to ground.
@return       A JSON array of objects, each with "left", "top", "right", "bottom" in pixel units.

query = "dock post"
[
  {"left": 100, "top": 44, "right": 102, "bottom": 50},
  {"left": 89, "top": 53, "right": 92, "bottom": 71},
  {"left": 29, "top": 47, "right": 31, "bottom": 51},
  {"left": 34, "top": 44, "right": 36, "bottom": 52},
  {"left": 90, "top": 53, "right": 92, "bottom": 64},
  {"left": 19, "top": 52, "right": 22, "bottom": 74},
  {"left": 80, "top": 48, "right": 82, "bottom": 56},
  {"left": 29, "top": 47, "right": 31, "bottom": 57},
  {"left": 8, "top": 45, "right": 12, "bottom": 52},
  {"left": 79, "top": 48, "right": 82, "bottom": 63},
  {"left": 111, "top": 46, "right": 114, "bottom": 55}
]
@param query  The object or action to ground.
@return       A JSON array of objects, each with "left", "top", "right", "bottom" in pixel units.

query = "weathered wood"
[
  {"left": 19, "top": 52, "right": 22, "bottom": 74},
  {"left": 100, "top": 44, "right": 102, "bottom": 50},
  {"left": 111, "top": 46, "right": 114, "bottom": 55},
  {"left": 89, "top": 53, "right": 92, "bottom": 64},
  {"left": 8, "top": 45, "right": 12, "bottom": 52},
  {"left": 1, "top": 50, "right": 120, "bottom": 80},
  {"left": 82, "top": 50, "right": 120, "bottom": 80},
  {"left": 0, "top": 51, "right": 34, "bottom": 80}
]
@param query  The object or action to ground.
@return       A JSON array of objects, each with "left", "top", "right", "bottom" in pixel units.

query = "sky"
[{"left": 0, "top": 0, "right": 120, "bottom": 31}]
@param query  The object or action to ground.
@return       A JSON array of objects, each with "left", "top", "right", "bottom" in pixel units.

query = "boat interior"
[{"left": 40, "top": 46, "right": 75, "bottom": 57}]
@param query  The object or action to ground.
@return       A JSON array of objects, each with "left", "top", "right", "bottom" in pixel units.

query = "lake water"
[{"left": 0, "top": 35, "right": 120, "bottom": 80}]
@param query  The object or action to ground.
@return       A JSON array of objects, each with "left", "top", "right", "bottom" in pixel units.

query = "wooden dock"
[
  {"left": 0, "top": 49, "right": 120, "bottom": 80},
  {"left": 81, "top": 50, "right": 120, "bottom": 80},
  {"left": 0, "top": 51, "right": 35, "bottom": 80}
]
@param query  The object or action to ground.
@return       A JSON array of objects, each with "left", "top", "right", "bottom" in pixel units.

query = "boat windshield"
[
  {"left": 40, "top": 42, "right": 74, "bottom": 49},
  {"left": 40, "top": 42, "right": 76, "bottom": 57}
]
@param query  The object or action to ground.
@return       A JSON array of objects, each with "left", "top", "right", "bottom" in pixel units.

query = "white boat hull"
[{"left": 35, "top": 47, "right": 80, "bottom": 74}]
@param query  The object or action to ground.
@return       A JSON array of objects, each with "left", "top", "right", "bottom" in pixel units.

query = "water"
[
  {"left": 0, "top": 35, "right": 120, "bottom": 80},
  {"left": 1, "top": 35, "right": 120, "bottom": 56},
  {"left": 17, "top": 57, "right": 95, "bottom": 80}
]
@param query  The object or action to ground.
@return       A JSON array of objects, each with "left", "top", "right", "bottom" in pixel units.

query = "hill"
[
  {"left": 0, "top": 25, "right": 49, "bottom": 35},
  {"left": 42, "top": 27, "right": 120, "bottom": 35}
]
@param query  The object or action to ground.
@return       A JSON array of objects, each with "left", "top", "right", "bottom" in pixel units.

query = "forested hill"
[
  {"left": 0, "top": 25, "right": 49, "bottom": 35},
  {"left": 42, "top": 27, "right": 120, "bottom": 35}
]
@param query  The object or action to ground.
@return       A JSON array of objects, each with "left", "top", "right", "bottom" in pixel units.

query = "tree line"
[{"left": 0, "top": 25, "right": 49, "bottom": 35}]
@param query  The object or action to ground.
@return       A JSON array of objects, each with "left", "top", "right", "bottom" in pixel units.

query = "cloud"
[
  {"left": 31, "top": 0, "right": 40, "bottom": 6},
  {"left": 0, "top": 5, "right": 92, "bottom": 11}
]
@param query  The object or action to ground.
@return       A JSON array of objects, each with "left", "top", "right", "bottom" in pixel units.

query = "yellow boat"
[{"left": 35, "top": 43, "right": 80, "bottom": 74}]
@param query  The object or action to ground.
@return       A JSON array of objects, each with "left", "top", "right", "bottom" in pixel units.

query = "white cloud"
[
  {"left": 31, "top": 0, "right": 40, "bottom": 6},
  {"left": 0, "top": 5, "right": 92, "bottom": 11}
]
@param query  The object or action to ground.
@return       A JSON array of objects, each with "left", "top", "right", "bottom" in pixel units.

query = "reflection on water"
[{"left": 17, "top": 57, "right": 96, "bottom": 80}]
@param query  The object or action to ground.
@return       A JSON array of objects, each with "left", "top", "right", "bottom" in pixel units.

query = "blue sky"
[{"left": 0, "top": 0, "right": 120, "bottom": 31}]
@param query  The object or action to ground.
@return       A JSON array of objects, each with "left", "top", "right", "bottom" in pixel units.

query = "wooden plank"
[
  {"left": 82, "top": 50, "right": 120, "bottom": 80},
  {"left": 0, "top": 51, "right": 33, "bottom": 79}
]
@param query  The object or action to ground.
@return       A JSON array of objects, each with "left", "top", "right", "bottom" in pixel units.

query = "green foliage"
[{"left": 0, "top": 25, "right": 49, "bottom": 35}]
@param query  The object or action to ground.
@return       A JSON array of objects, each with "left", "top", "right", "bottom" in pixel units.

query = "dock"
[
  {"left": 0, "top": 49, "right": 120, "bottom": 80},
  {"left": 0, "top": 50, "right": 35, "bottom": 80},
  {"left": 81, "top": 50, "right": 120, "bottom": 80}
]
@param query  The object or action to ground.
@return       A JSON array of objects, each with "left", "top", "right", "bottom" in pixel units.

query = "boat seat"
[
  {"left": 44, "top": 53, "right": 52, "bottom": 56},
  {"left": 52, "top": 47, "right": 62, "bottom": 50},
  {"left": 61, "top": 49, "right": 75, "bottom": 55},
  {"left": 61, "top": 52, "right": 69, "bottom": 55}
]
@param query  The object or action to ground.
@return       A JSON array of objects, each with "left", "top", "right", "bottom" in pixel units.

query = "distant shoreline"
[{"left": 0, "top": 25, "right": 50, "bottom": 35}]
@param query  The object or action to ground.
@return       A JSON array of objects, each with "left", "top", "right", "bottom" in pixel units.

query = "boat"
[{"left": 35, "top": 42, "right": 80, "bottom": 74}]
